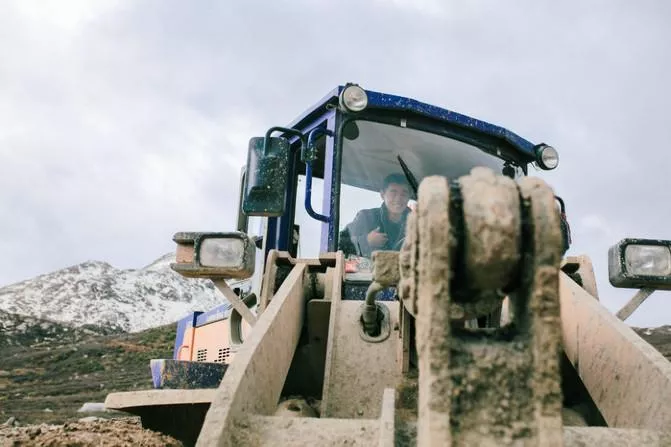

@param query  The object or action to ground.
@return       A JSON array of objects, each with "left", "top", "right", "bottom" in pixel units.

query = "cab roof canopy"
[
  {"left": 286, "top": 84, "right": 540, "bottom": 157},
  {"left": 277, "top": 84, "right": 550, "bottom": 193}
]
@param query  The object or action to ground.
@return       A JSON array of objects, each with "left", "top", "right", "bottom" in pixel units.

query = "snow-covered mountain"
[{"left": 0, "top": 253, "right": 241, "bottom": 333}]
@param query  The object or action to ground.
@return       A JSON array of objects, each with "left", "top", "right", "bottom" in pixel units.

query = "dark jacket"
[{"left": 340, "top": 204, "right": 411, "bottom": 258}]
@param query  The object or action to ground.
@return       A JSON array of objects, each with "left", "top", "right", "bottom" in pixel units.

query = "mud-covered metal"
[
  {"left": 361, "top": 251, "right": 402, "bottom": 336},
  {"left": 561, "top": 256, "right": 599, "bottom": 300},
  {"left": 150, "top": 359, "right": 228, "bottom": 389},
  {"left": 560, "top": 272, "right": 671, "bottom": 432},
  {"left": 403, "top": 168, "right": 564, "bottom": 446},
  {"left": 170, "top": 231, "right": 256, "bottom": 280},
  {"left": 458, "top": 167, "right": 521, "bottom": 291},
  {"left": 242, "top": 133, "right": 293, "bottom": 217},
  {"left": 371, "top": 250, "right": 400, "bottom": 286}
]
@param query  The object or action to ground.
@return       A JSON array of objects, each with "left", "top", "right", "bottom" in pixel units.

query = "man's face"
[{"left": 381, "top": 183, "right": 410, "bottom": 214}]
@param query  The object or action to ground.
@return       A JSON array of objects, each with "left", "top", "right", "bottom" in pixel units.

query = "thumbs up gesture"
[{"left": 367, "top": 227, "right": 388, "bottom": 248}]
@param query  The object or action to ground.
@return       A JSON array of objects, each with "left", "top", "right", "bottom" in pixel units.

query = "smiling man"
[{"left": 341, "top": 173, "right": 413, "bottom": 258}]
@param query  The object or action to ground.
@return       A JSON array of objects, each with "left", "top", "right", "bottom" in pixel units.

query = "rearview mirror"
[{"left": 242, "top": 135, "right": 291, "bottom": 216}]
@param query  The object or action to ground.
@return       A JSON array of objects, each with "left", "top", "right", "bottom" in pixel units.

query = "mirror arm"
[{"left": 263, "top": 126, "right": 305, "bottom": 154}]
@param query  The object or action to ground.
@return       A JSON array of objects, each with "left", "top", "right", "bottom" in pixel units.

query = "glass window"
[
  {"left": 294, "top": 174, "right": 326, "bottom": 258},
  {"left": 245, "top": 215, "right": 266, "bottom": 296},
  {"left": 337, "top": 119, "right": 522, "bottom": 263}
]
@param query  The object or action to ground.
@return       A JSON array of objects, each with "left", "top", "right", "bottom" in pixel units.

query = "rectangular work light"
[
  {"left": 171, "top": 231, "right": 256, "bottom": 280},
  {"left": 608, "top": 238, "right": 671, "bottom": 290}
]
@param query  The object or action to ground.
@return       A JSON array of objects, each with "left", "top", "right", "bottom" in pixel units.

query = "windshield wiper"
[{"left": 397, "top": 154, "right": 419, "bottom": 196}]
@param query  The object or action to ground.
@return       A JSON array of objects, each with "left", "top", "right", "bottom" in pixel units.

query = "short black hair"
[{"left": 382, "top": 173, "right": 410, "bottom": 191}]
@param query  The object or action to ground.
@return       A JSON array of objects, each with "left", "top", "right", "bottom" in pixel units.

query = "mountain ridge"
[{"left": 0, "top": 253, "right": 233, "bottom": 333}]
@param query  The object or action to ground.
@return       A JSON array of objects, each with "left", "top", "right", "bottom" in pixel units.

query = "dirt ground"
[
  {"left": 1, "top": 326, "right": 669, "bottom": 446},
  {"left": 0, "top": 417, "right": 182, "bottom": 447},
  {"left": 633, "top": 325, "right": 671, "bottom": 361}
]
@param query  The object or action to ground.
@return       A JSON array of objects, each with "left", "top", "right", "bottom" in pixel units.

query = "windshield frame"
[{"left": 331, "top": 110, "right": 529, "bottom": 253}]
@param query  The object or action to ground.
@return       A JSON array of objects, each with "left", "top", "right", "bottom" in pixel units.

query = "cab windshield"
[{"left": 337, "top": 119, "right": 523, "bottom": 272}]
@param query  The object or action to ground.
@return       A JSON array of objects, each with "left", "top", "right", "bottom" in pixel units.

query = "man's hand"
[{"left": 367, "top": 227, "right": 388, "bottom": 248}]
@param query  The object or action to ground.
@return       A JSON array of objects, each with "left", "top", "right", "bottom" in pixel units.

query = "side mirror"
[
  {"left": 242, "top": 135, "right": 291, "bottom": 216},
  {"left": 608, "top": 238, "right": 671, "bottom": 290}
]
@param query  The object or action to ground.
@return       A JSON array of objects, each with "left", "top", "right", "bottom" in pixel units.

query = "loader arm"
[{"left": 559, "top": 271, "right": 671, "bottom": 431}]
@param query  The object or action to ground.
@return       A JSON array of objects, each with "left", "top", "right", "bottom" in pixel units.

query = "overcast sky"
[{"left": 1, "top": 0, "right": 670, "bottom": 327}]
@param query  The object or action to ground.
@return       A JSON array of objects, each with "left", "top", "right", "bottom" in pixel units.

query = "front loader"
[{"left": 105, "top": 84, "right": 671, "bottom": 446}]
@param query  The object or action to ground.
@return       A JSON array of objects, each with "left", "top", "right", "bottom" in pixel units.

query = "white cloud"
[{"left": 9, "top": 0, "right": 124, "bottom": 33}]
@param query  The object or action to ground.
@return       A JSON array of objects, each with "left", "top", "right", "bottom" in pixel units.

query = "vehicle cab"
[{"left": 240, "top": 83, "right": 562, "bottom": 288}]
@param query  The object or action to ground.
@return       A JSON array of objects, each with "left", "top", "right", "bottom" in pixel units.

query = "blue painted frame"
[
  {"left": 261, "top": 83, "right": 547, "bottom": 259},
  {"left": 282, "top": 85, "right": 540, "bottom": 159},
  {"left": 266, "top": 110, "right": 336, "bottom": 261},
  {"left": 361, "top": 89, "right": 539, "bottom": 159}
]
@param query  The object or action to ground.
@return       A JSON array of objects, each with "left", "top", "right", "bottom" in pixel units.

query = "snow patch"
[{"left": 0, "top": 253, "right": 248, "bottom": 333}]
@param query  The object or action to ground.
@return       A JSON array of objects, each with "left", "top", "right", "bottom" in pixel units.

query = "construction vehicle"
[{"left": 105, "top": 83, "right": 671, "bottom": 446}]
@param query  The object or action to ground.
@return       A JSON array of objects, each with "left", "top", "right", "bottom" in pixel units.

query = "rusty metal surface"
[
  {"left": 559, "top": 272, "right": 671, "bottom": 431},
  {"left": 196, "top": 263, "right": 308, "bottom": 446}
]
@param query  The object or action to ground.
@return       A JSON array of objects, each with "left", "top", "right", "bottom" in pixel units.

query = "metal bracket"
[
  {"left": 212, "top": 279, "right": 257, "bottom": 326},
  {"left": 616, "top": 287, "right": 655, "bottom": 321}
]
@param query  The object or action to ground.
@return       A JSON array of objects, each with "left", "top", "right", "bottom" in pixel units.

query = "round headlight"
[
  {"left": 535, "top": 144, "right": 559, "bottom": 170},
  {"left": 339, "top": 84, "right": 368, "bottom": 112}
]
